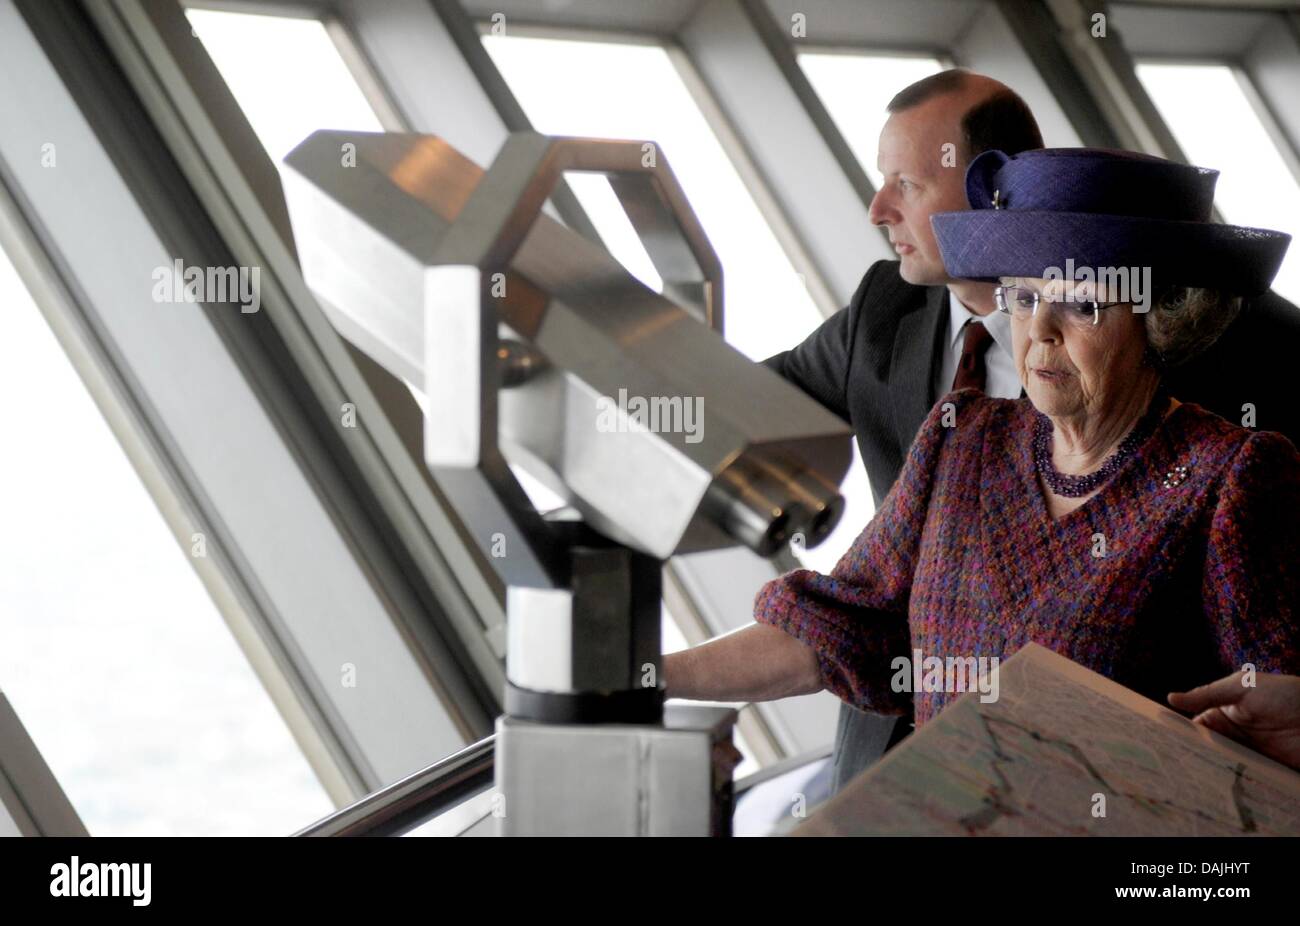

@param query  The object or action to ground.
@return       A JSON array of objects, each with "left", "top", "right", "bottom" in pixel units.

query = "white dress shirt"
[{"left": 933, "top": 290, "right": 1023, "bottom": 401}]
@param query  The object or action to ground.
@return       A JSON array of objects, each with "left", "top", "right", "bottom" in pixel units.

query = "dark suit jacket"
[
  {"left": 763, "top": 258, "right": 1300, "bottom": 792},
  {"left": 763, "top": 260, "right": 947, "bottom": 508}
]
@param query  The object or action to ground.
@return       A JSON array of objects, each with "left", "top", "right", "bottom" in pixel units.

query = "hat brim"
[{"left": 931, "top": 210, "right": 1290, "bottom": 295}]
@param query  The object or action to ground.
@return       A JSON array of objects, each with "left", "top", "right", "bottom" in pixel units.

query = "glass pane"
[
  {"left": 563, "top": 171, "right": 663, "bottom": 292},
  {"left": 482, "top": 33, "right": 825, "bottom": 362},
  {"left": 0, "top": 247, "right": 331, "bottom": 835},
  {"left": 187, "top": 10, "right": 384, "bottom": 164},
  {"left": 793, "top": 52, "right": 944, "bottom": 571},
  {"left": 1136, "top": 62, "right": 1300, "bottom": 305},
  {"left": 797, "top": 52, "right": 946, "bottom": 188}
]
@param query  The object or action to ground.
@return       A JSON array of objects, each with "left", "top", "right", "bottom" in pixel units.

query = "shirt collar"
[{"left": 947, "top": 290, "right": 1013, "bottom": 358}]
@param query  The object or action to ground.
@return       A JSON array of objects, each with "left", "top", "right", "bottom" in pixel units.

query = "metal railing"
[
  {"left": 293, "top": 731, "right": 833, "bottom": 836},
  {"left": 294, "top": 735, "right": 495, "bottom": 837}
]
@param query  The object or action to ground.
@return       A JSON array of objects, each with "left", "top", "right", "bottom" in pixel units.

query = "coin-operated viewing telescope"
[{"left": 280, "top": 129, "right": 851, "bottom": 835}]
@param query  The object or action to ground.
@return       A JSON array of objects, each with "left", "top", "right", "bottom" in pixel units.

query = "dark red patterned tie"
[{"left": 951, "top": 319, "right": 993, "bottom": 393}]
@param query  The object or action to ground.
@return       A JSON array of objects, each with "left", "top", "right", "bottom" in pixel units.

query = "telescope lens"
[
  {"left": 707, "top": 460, "right": 844, "bottom": 557},
  {"left": 804, "top": 494, "right": 845, "bottom": 545}
]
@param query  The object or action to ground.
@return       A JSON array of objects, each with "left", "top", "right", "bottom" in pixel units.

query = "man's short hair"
[{"left": 886, "top": 68, "right": 1044, "bottom": 161}]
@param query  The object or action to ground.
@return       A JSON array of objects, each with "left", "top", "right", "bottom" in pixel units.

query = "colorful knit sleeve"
[
  {"left": 1202, "top": 429, "right": 1300, "bottom": 676},
  {"left": 752, "top": 388, "right": 980, "bottom": 713}
]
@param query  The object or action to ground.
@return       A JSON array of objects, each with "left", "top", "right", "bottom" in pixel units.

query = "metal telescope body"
[{"left": 280, "top": 130, "right": 851, "bottom": 835}]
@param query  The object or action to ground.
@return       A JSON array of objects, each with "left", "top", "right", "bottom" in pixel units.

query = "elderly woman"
[{"left": 664, "top": 148, "right": 1299, "bottom": 728}]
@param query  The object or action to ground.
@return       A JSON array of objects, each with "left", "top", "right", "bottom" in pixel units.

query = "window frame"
[{"left": 1111, "top": 2, "right": 1300, "bottom": 189}]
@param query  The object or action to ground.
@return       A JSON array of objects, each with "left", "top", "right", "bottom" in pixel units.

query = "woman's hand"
[
  {"left": 1167, "top": 672, "right": 1300, "bottom": 772},
  {"left": 662, "top": 623, "right": 823, "bottom": 703}
]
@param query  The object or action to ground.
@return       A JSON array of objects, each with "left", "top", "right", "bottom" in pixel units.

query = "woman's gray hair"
[{"left": 1143, "top": 286, "right": 1243, "bottom": 369}]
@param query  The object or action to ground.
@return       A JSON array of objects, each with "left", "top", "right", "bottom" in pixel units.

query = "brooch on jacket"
[{"left": 1161, "top": 464, "right": 1190, "bottom": 489}]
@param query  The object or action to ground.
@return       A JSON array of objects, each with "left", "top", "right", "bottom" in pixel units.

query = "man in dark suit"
[{"left": 764, "top": 68, "right": 1300, "bottom": 796}]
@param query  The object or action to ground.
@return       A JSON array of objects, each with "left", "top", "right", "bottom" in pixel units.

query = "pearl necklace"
[{"left": 1033, "top": 383, "right": 1170, "bottom": 498}]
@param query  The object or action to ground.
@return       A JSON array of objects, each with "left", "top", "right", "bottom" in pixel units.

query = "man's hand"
[{"left": 1167, "top": 672, "right": 1300, "bottom": 772}]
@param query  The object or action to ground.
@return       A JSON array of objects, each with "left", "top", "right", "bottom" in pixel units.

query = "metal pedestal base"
[{"left": 494, "top": 704, "right": 740, "bottom": 836}]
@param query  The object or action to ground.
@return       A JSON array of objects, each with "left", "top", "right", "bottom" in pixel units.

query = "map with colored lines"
[{"left": 795, "top": 643, "right": 1300, "bottom": 836}]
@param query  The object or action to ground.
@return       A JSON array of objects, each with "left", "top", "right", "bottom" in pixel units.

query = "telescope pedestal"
[
  {"left": 496, "top": 533, "right": 739, "bottom": 836},
  {"left": 494, "top": 704, "right": 739, "bottom": 836}
]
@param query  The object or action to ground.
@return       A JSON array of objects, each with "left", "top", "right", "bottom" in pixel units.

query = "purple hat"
[{"left": 930, "top": 148, "right": 1290, "bottom": 295}]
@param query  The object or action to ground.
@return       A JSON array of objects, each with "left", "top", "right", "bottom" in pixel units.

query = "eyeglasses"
[{"left": 994, "top": 284, "right": 1127, "bottom": 328}]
